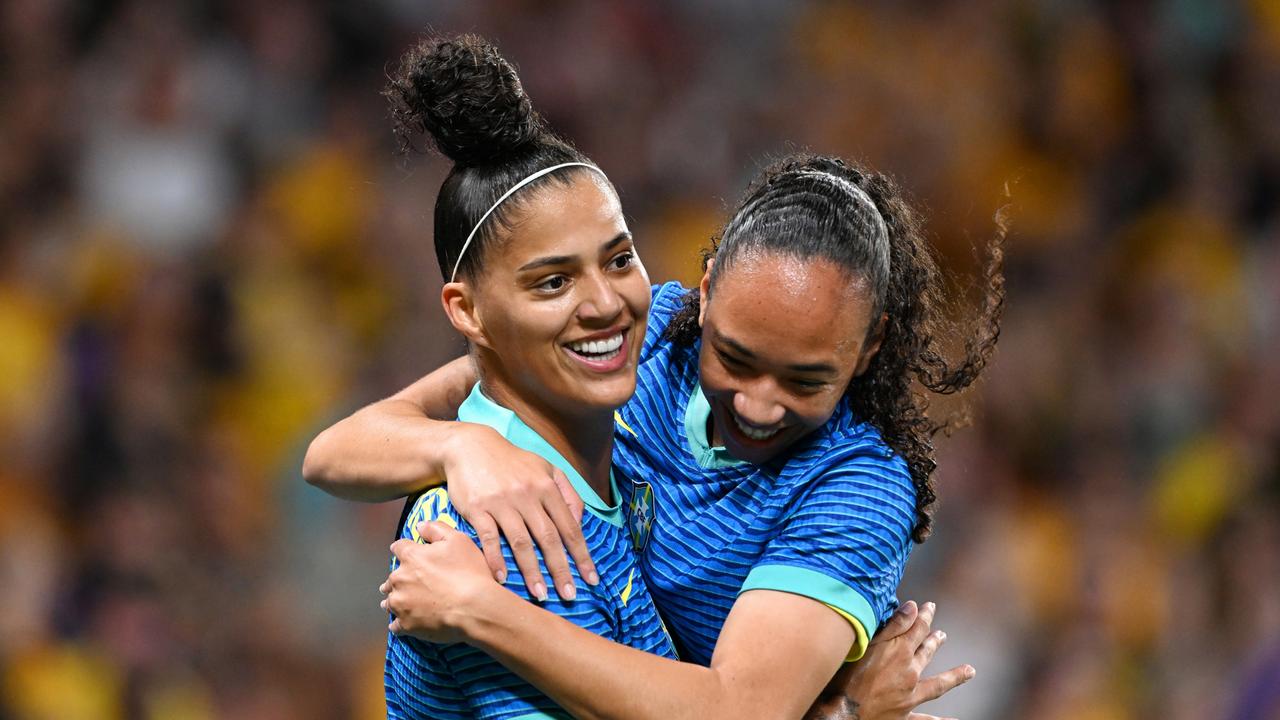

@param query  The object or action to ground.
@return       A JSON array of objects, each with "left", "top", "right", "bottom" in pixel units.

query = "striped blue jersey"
[
  {"left": 386, "top": 385, "right": 677, "bottom": 719},
  {"left": 613, "top": 282, "right": 917, "bottom": 666}
]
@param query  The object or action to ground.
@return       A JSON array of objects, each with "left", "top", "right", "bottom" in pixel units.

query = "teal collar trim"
[
  {"left": 458, "top": 384, "right": 623, "bottom": 527},
  {"left": 683, "top": 384, "right": 748, "bottom": 470}
]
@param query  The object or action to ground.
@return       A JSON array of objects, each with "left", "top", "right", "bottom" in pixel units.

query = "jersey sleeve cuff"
[{"left": 739, "top": 564, "right": 875, "bottom": 662}]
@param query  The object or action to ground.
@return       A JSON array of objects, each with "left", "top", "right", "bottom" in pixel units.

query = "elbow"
[{"left": 301, "top": 428, "right": 335, "bottom": 488}]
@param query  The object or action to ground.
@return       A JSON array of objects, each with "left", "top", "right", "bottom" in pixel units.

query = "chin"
[{"left": 568, "top": 378, "right": 636, "bottom": 414}]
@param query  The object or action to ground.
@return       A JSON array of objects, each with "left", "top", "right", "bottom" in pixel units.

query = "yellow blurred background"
[{"left": 1, "top": 1, "right": 1278, "bottom": 718}]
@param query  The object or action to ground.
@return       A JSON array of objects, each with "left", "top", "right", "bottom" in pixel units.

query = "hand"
[
  {"left": 811, "top": 601, "right": 975, "bottom": 720},
  {"left": 441, "top": 423, "right": 599, "bottom": 602},
  {"left": 380, "top": 521, "right": 503, "bottom": 644}
]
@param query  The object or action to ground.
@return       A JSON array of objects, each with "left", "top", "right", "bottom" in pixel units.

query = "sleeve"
[
  {"left": 639, "top": 282, "right": 693, "bottom": 361},
  {"left": 395, "top": 490, "right": 604, "bottom": 719},
  {"left": 737, "top": 452, "right": 916, "bottom": 662}
]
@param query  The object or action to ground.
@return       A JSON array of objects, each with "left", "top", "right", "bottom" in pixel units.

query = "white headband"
[
  {"left": 794, "top": 170, "right": 889, "bottom": 250},
  {"left": 450, "top": 161, "right": 608, "bottom": 282}
]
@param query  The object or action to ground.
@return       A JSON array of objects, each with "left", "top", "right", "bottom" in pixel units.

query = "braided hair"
[{"left": 666, "top": 154, "right": 1007, "bottom": 542}]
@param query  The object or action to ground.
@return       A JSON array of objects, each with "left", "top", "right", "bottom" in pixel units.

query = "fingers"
[
  {"left": 907, "top": 714, "right": 957, "bottom": 720},
  {"left": 904, "top": 600, "right": 937, "bottom": 648},
  {"left": 469, "top": 513, "right": 509, "bottom": 584},
  {"left": 872, "top": 600, "right": 918, "bottom": 645},
  {"left": 492, "top": 509, "right": 548, "bottom": 601},
  {"left": 551, "top": 468, "right": 586, "bottom": 525},
  {"left": 520, "top": 505, "right": 577, "bottom": 602},
  {"left": 913, "top": 664, "right": 976, "bottom": 705},
  {"left": 914, "top": 629, "right": 946, "bottom": 668},
  {"left": 545, "top": 470, "right": 598, "bottom": 587},
  {"left": 389, "top": 538, "right": 416, "bottom": 562}
]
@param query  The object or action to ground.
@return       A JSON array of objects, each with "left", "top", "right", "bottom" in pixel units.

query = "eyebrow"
[
  {"left": 515, "top": 231, "right": 633, "bottom": 273},
  {"left": 712, "top": 330, "right": 839, "bottom": 375}
]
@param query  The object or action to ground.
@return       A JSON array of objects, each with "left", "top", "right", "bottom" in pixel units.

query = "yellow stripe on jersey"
[
  {"left": 614, "top": 411, "right": 637, "bottom": 437},
  {"left": 620, "top": 569, "right": 635, "bottom": 605},
  {"left": 409, "top": 488, "right": 457, "bottom": 543},
  {"left": 823, "top": 603, "right": 870, "bottom": 662}
]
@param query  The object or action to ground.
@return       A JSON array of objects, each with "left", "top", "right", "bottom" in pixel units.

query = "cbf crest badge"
[{"left": 628, "top": 480, "right": 656, "bottom": 553}]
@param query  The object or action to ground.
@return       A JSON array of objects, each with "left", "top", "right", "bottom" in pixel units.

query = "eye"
[
  {"left": 535, "top": 276, "right": 568, "bottom": 293},
  {"left": 608, "top": 251, "right": 635, "bottom": 271},
  {"left": 791, "top": 379, "right": 827, "bottom": 392},
  {"left": 718, "top": 349, "right": 746, "bottom": 369}
]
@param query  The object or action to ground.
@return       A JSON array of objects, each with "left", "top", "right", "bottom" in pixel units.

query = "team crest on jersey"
[{"left": 629, "top": 480, "right": 655, "bottom": 553}]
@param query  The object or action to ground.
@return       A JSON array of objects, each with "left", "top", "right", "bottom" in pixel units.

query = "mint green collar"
[
  {"left": 683, "top": 384, "right": 748, "bottom": 470},
  {"left": 458, "top": 384, "right": 623, "bottom": 527}
]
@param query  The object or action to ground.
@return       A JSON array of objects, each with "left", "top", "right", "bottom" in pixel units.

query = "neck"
[{"left": 478, "top": 370, "right": 616, "bottom": 504}]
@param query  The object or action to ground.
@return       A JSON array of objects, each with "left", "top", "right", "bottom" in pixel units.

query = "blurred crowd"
[{"left": 1, "top": 0, "right": 1277, "bottom": 718}]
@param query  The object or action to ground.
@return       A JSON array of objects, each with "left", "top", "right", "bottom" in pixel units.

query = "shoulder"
[
  {"left": 643, "top": 282, "right": 694, "bottom": 341},
  {"left": 786, "top": 421, "right": 916, "bottom": 522},
  {"left": 400, "top": 488, "right": 466, "bottom": 540}
]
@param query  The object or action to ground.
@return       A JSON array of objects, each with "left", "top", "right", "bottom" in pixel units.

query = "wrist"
[
  {"left": 437, "top": 421, "right": 487, "bottom": 480},
  {"left": 454, "top": 580, "right": 521, "bottom": 645}
]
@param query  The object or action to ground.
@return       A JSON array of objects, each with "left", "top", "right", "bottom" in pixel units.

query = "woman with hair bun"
[
  {"left": 373, "top": 34, "right": 675, "bottom": 719},
  {"left": 309, "top": 32, "right": 1001, "bottom": 720}
]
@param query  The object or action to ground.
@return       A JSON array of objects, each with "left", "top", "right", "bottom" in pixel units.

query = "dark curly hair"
[
  {"left": 665, "top": 154, "right": 1007, "bottom": 542},
  {"left": 384, "top": 33, "right": 604, "bottom": 281}
]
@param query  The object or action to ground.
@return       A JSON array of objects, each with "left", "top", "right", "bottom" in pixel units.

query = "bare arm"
[
  {"left": 303, "top": 356, "right": 600, "bottom": 598},
  {"left": 302, "top": 357, "right": 477, "bottom": 502},
  {"left": 389, "top": 525, "right": 846, "bottom": 719},
  {"left": 385, "top": 524, "right": 973, "bottom": 720}
]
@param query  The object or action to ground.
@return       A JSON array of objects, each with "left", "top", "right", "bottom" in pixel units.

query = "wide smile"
[
  {"left": 563, "top": 327, "right": 630, "bottom": 373},
  {"left": 718, "top": 402, "right": 786, "bottom": 447}
]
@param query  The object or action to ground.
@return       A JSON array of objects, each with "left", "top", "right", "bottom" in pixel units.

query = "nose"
[
  {"left": 576, "top": 271, "right": 624, "bottom": 325},
  {"left": 732, "top": 380, "right": 785, "bottom": 427}
]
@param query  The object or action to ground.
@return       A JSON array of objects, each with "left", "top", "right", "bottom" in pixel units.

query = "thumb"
[
  {"left": 873, "top": 600, "right": 918, "bottom": 644},
  {"left": 416, "top": 520, "right": 454, "bottom": 543}
]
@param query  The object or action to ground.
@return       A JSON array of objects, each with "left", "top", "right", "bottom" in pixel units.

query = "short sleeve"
[
  {"left": 738, "top": 452, "right": 916, "bottom": 662},
  {"left": 391, "top": 489, "right": 595, "bottom": 719},
  {"left": 640, "top": 282, "right": 693, "bottom": 361}
]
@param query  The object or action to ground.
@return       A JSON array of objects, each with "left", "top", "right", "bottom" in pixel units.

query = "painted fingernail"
[
  {"left": 900, "top": 600, "right": 917, "bottom": 615},
  {"left": 496, "top": 570, "right": 507, "bottom": 584},
  {"left": 586, "top": 570, "right": 600, "bottom": 586},
  {"left": 964, "top": 666, "right": 976, "bottom": 680},
  {"left": 925, "top": 601, "right": 936, "bottom": 613},
  {"left": 561, "top": 582, "right": 577, "bottom": 601},
  {"left": 533, "top": 582, "right": 548, "bottom": 602},
  {"left": 939, "top": 631, "right": 947, "bottom": 641}
]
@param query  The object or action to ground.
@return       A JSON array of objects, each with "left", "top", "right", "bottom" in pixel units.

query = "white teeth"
[
  {"left": 733, "top": 413, "right": 780, "bottom": 441},
  {"left": 568, "top": 333, "right": 623, "bottom": 357}
]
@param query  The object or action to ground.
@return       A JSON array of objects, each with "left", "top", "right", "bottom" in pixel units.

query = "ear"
[
  {"left": 853, "top": 312, "right": 888, "bottom": 377},
  {"left": 441, "top": 282, "right": 490, "bottom": 349},
  {"left": 697, "top": 258, "right": 715, "bottom": 327}
]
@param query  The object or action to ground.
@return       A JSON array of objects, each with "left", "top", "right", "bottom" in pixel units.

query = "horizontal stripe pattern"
[
  {"left": 614, "top": 282, "right": 917, "bottom": 665},
  {"left": 386, "top": 387, "right": 678, "bottom": 720}
]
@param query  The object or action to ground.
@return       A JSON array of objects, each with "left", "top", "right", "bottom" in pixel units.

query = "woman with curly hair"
[{"left": 308, "top": 32, "right": 1003, "bottom": 720}]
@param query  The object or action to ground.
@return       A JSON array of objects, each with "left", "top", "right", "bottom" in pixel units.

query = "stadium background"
[{"left": 1, "top": 1, "right": 1278, "bottom": 718}]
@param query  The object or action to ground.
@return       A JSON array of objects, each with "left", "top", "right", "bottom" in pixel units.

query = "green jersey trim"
[
  {"left": 739, "top": 564, "right": 875, "bottom": 661},
  {"left": 682, "top": 384, "right": 748, "bottom": 470},
  {"left": 460, "top": 384, "right": 624, "bottom": 528}
]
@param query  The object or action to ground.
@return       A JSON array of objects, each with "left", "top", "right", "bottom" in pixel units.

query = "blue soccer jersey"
[
  {"left": 613, "top": 282, "right": 918, "bottom": 666},
  {"left": 386, "top": 385, "right": 677, "bottom": 719}
]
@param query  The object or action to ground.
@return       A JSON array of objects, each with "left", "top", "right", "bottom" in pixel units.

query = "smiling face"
[
  {"left": 697, "top": 250, "right": 884, "bottom": 464},
  {"left": 445, "top": 171, "right": 650, "bottom": 420}
]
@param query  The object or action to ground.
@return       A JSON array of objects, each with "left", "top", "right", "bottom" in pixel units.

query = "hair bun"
[{"left": 385, "top": 34, "right": 542, "bottom": 165}]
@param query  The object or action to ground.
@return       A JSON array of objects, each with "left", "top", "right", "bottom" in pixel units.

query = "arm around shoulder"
[{"left": 302, "top": 357, "right": 478, "bottom": 502}]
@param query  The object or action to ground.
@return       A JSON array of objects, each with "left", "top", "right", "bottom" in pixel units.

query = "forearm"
[
  {"left": 302, "top": 399, "right": 461, "bottom": 501},
  {"left": 463, "top": 592, "right": 743, "bottom": 720},
  {"left": 302, "top": 356, "right": 477, "bottom": 502}
]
